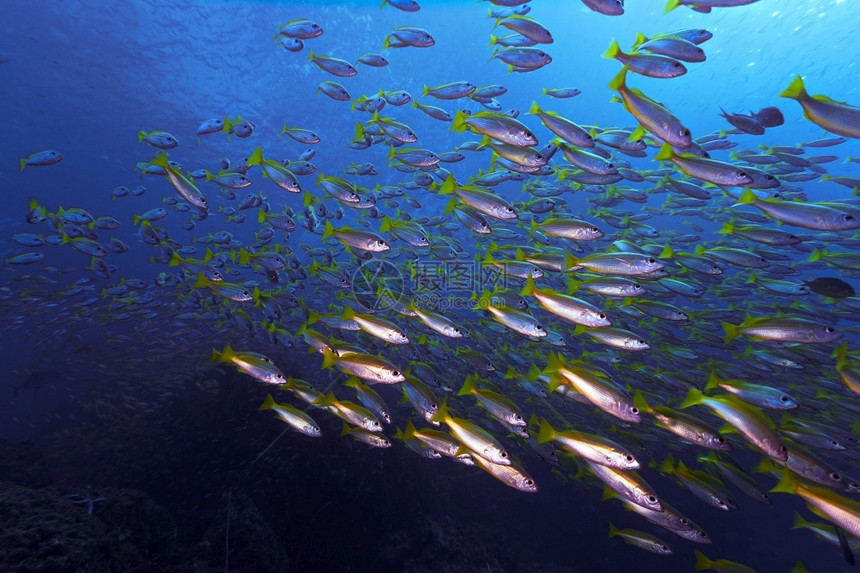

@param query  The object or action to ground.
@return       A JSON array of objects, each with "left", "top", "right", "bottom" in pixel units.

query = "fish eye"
[
  {"left": 825, "top": 326, "right": 836, "bottom": 333},
  {"left": 500, "top": 451, "right": 508, "bottom": 458},
  {"left": 673, "top": 62, "right": 682, "bottom": 68},
  {"left": 631, "top": 407, "right": 639, "bottom": 414},
  {"left": 830, "top": 440, "right": 839, "bottom": 447},
  {"left": 607, "top": 163, "right": 614, "bottom": 169},
  {"left": 647, "top": 258, "right": 656, "bottom": 264},
  {"left": 718, "top": 500, "right": 726, "bottom": 506},
  {"left": 591, "top": 227, "right": 600, "bottom": 232},
  {"left": 717, "top": 436, "right": 726, "bottom": 443},
  {"left": 737, "top": 171, "right": 748, "bottom": 178},
  {"left": 779, "top": 395, "right": 789, "bottom": 402},
  {"left": 647, "top": 495, "right": 657, "bottom": 503},
  {"left": 680, "top": 518, "right": 689, "bottom": 525},
  {"left": 391, "top": 370, "right": 401, "bottom": 377},
  {"left": 637, "top": 339, "right": 646, "bottom": 345},
  {"left": 598, "top": 313, "right": 606, "bottom": 319},
  {"left": 243, "top": 290, "right": 250, "bottom": 296},
  {"left": 681, "top": 129, "right": 690, "bottom": 137},
  {"left": 698, "top": 531, "right": 708, "bottom": 538},
  {"left": 625, "top": 455, "right": 634, "bottom": 462},
  {"left": 780, "top": 445, "right": 787, "bottom": 452},
  {"left": 830, "top": 472, "right": 842, "bottom": 481},
  {"left": 844, "top": 214, "right": 855, "bottom": 221},
  {"left": 661, "top": 545, "right": 669, "bottom": 551},
  {"left": 430, "top": 403, "right": 438, "bottom": 410}
]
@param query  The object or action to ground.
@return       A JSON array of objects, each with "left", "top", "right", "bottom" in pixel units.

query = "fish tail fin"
[
  {"left": 658, "top": 454, "right": 676, "bottom": 475},
  {"left": 536, "top": 418, "right": 555, "bottom": 444},
  {"left": 210, "top": 344, "right": 234, "bottom": 364},
  {"left": 439, "top": 174, "right": 457, "bottom": 195},
  {"left": 704, "top": 370, "right": 721, "bottom": 392},
  {"left": 694, "top": 551, "right": 714, "bottom": 571},
  {"left": 259, "top": 394, "right": 277, "bottom": 411},
  {"left": 807, "top": 248, "right": 822, "bottom": 262},
  {"left": 137, "top": 130, "right": 147, "bottom": 142},
  {"left": 603, "top": 38, "right": 621, "bottom": 60},
  {"left": 167, "top": 251, "right": 184, "bottom": 267},
  {"left": 456, "top": 374, "right": 476, "bottom": 396},
  {"left": 527, "top": 101, "right": 541, "bottom": 116},
  {"left": 754, "top": 457, "right": 778, "bottom": 474},
  {"left": 607, "top": 523, "right": 620, "bottom": 539},
  {"left": 451, "top": 109, "right": 468, "bottom": 133},
  {"left": 779, "top": 76, "right": 807, "bottom": 101},
  {"left": 679, "top": 387, "right": 705, "bottom": 409},
  {"left": 632, "top": 390, "right": 653, "bottom": 415},
  {"left": 521, "top": 274, "right": 537, "bottom": 297},
  {"left": 722, "top": 321, "right": 741, "bottom": 344},
  {"left": 663, "top": 0, "right": 681, "bottom": 14},
  {"left": 654, "top": 143, "right": 675, "bottom": 162},
  {"left": 322, "top": 220, "right": 335, "bottom": 240},
  {"left": 379, "top": 215, "right": 393, "bottom": 232},
  {"left": 192, "top": 273, "right": 210, "bottom": 289},
  {"left": 608, "top": 66, "right": 628, "bottom": 92},
  {"left": 321, "top": 347, "right": 338, "bottom": 369},
  {"left": 18, "top": 158, "right": 26, "bottom": 171},
  {"left": 735, "top": 188, "right": 758, "bottom": 206},
  {"left": 769, "top": 469, "right": 798, "bottom": 494},
  {"left": 834, "top": 341, "right": 848, "bottom": 371},
  {"left": 658, "top": 244, "right": 674, "bottom": 259},
  {"left": 791, "top": 512, "right": 810, "bottom": 530},
  {"left": 430, "top": 399, "right": 448, "bottom": 424},
  {"left": 247, "top": 146, "right": 263, "bottom": 166}
]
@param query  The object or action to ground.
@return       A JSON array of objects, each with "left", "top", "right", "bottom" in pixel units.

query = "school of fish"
[{"left": 7, "top": 0, "right": 860, "bottom": 571}]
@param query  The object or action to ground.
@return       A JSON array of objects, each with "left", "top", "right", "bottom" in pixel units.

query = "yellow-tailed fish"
[
  {"left": 457, "top": 375, "right": 526, "bottom": 426},
  {"left": 545, "top": 353, "right": 642, "bottom": 422},
  {"left": 521, "top": 275, "right": 610, "bottom": 328},
  {"left": 430, "top": 401, "right": 510, "bottom": 465},
  {"left": 780, "top": 76, "right": 860, "bottom": 139},
  {"left": 679, "top": 388, "right": 787, "bottom": 461},
  {"left": 536, "top": 417, "right": 639, "bottom": 469},
  {"left": 259, "top": 394, "right": 321, "bottom": 437},
  {"left": 321, "top": 348, "right": 405, "bottom": 384},
  {"left": 608, "top": 523, "right": 673, "bottom": 555},
  {"left": 771, "top": 470, "right": 860, "bottom": 539}
]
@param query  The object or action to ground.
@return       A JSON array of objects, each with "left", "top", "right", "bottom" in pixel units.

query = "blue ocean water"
[{"left": 2, "top": 0, "right": 860, "bottom": 571}]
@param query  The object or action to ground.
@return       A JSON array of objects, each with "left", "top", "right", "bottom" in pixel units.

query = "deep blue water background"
[{"left": 2, "top": 1, "right": 860, "bottom": 571}]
